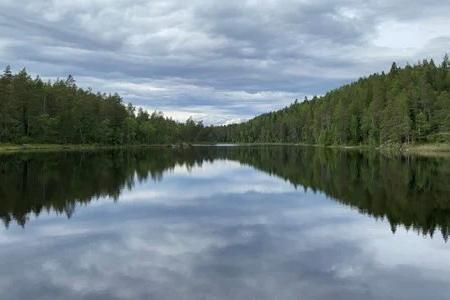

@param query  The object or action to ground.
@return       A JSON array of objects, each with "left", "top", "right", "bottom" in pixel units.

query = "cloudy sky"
[{"left": 0, "top": 0, "right": 449, "bottom": 124}]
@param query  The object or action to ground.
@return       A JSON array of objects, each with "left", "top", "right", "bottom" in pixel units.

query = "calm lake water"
[{"left": 0, "top": 146, "right": 449, "bottom": 300}]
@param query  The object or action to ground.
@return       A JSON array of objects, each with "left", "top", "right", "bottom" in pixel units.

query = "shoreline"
[
  {"left": 197, "top": 142, "right": 450, "bottom": 156},
  {"left": 0, "top": 144, "right": 171, "bottom": 154},
  {"left": 1, "top": 142, "right": 449, "bottom": 156}
]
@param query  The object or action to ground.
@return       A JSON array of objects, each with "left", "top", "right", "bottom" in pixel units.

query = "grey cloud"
[{"left": 0, "top": 0, "right": 449, "bottom": 123}]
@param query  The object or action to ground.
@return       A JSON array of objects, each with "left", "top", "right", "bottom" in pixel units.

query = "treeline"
[
  {"left": 210, "top": 56, "right": 450, "bottom": 145},
  {"left": 2, "top": 56, "right": 449, "bottom": 146},
  {"left": 0, "top": 67, "right": 206, "bottom": 145}
]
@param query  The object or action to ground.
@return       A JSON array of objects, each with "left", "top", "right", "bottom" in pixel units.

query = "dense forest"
[
  {"left": 1, "top": 146, "right": 449, "bottom": 240},
  {"left": 0, "top": 67, "right": 205, "bottom": 145},
  {"left": 1, "top": 56, "right": 449, "bottom": 146},
  {"left": 211, "top": 56, "right": 450, "bottom": 145}
]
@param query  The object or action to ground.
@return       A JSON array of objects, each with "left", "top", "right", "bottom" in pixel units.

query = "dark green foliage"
[
  {"left": 0, "top": 68, "right": 205, "bottom": 144},
  {"left": 2, "top": 56, "right": 449, "bottom": 146},
  {"left": 207, "top": 56, "right": 450, "bottom": 145}
]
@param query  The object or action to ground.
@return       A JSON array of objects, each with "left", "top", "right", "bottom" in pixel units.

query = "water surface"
[{"left": 0, "top": 146, "right": 449, "bottom": 299}]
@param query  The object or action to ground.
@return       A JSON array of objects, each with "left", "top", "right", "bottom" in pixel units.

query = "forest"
[
  {"left": 0, "top": 55, "right": 449, "bottom": 146},
  {"left": 211, "top": 56, "right": 450, "bottom": 145},
  {"left": 0, "top": 67, "right": 205, "bottom": 145}
]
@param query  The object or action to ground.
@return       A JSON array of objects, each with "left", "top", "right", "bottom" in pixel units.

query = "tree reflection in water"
[{"left": 1, "top": 146, "right": 449, "bottom": 240}]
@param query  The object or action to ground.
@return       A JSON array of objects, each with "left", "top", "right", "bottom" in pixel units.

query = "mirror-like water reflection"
[{"left": 0, "top": 146, "right": 449, "bottom": 299}]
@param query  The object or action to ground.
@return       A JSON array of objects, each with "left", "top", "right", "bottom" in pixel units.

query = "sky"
[{"left": 0, "top": 0, "right": 449, "bottom": 125}]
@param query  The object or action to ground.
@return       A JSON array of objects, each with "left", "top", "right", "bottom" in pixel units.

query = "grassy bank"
[
  {"left": 328, "top": 143, "right": 450, "bottom": 156},
  {"left": 0, "top": 144, "right": 171, "bottom": 154},
  {"left": 298, "top": 142, "right": 450, "bottom": 154},
  {"left": 220, "top": 142, "right": 450, "bottom": 156},
  {"left": 402, "top": 143, "right": 450, "bottom": 156}
]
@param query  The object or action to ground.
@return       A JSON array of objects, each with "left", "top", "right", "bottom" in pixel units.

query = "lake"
[{"left": 0, "top": 146, "right": 449, "bottom": 300}]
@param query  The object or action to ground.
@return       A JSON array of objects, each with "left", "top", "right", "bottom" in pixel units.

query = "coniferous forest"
[
  {"left": 0, "top": 67, "right": 205, "bottom": 145},
  {"left": 0, "top": 56, "right": 449, "bottom": 146},
  {"left": 212, "top": 56, "right": 450, "bottom": 145}
]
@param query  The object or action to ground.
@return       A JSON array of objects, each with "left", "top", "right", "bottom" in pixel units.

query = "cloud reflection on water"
[{"left": 0, "top": 158, "right": 449, "bottom": 300}]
